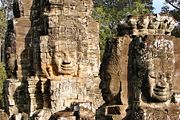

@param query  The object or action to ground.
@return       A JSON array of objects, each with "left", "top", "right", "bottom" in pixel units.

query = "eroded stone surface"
[
  {"left": 3, "top": 0, "right": 103, "bottom": 119},
  {"left": 0, "top": 109, "right": 8, "bottom": 120},
  {"left": 2, "top": 1, "right": 180, "bottom": 120},
  {"left": 130, "top": 35, "right": 175, "bottom": 103},
  {"left": 99, "top": 36, "right": 131, "bottom": 106},
  {"left": 100, "top": 14, "right": 179, "bottom": 119}
]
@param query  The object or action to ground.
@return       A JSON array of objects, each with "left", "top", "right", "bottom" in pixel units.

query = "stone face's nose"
[
  {"left": 59, "top": 52, "right": 74, "bottom": 75},
  {"left": 63, "top": 55, "right": 71, "bottom": 64},
  {"left": 156, "top": 73, "right": 168, "bottom": 85},
  {"left": 156, "top": 80, "right": 167, "bottom": 88}
]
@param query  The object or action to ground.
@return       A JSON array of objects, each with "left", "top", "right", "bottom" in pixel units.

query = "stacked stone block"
[
  {"left": 3, "top": 0, "right": 103, "bottom": 119},
  {"left": 100, "top": 14, "right": 179, "bottom": 119}
]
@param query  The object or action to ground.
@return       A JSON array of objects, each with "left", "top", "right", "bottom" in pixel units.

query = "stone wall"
[
  {"left": 173, "top": 38, "right": 180, "bottom": 102},
  {"left": 3, "top": 0, "right": 103, "bottom": 119},
  {"left": 100, "top": 14, "right": 180, "bottom": 120},
  {"left": 2, "top": 1, "right": 180, "bottom": 120}
]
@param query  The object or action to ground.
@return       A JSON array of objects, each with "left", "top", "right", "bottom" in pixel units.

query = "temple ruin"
[
  {"left": 1, "top": 0, "right": 180, "bottom": 120},
  {"left": 100, "top": 14, "right": 180, "bottom": 119},
  {"left": 2, "top": 0, "right": 103, "bottom": 119}
]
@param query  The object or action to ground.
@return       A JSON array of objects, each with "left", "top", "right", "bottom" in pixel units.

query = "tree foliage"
[
  {"left": 161, "top": 1, "right": 180, "bottom": 21},
  {"left": 0, "top": 7, "right": 7, "bottom": 103},
  {"left": 161, "top": 1, "right": 180, "bottom": 38},
  {"left": 0, "top": 63, "right": 6, "bottom": 101},
  {"left": 161, "top": 3, "right": 170, "bottom": 13},
  {"left": 92, "top": 0, "right": 151, "bottom": 58},
  {"left": 165, "top": 0, "right": 180, "bottom": 10},
  {"left": 0, "top": 8, "right": 6, "bottom": 40}
]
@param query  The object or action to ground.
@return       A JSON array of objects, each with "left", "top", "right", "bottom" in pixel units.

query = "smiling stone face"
[
  {"left": 99, "top": 69, "right": 121, "bottom": 105},
  {"left": 53, "top": 50, "right": 76, "bottom": 75},
  {"left": 146, "top": 58, "right": 173, "bottom": 102},
  {"left": 140, "top": 36, "right": 175, "bottom": 102},
  {"left": 49, "top": 41, "right": 78, "bottom": 76},
  {"left": 99, "top": 39, "right": 123, "bottom": 105}
]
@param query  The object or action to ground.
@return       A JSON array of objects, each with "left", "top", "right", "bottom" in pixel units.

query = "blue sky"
[
  {"left": 153, "top": 0, "right": 165, "bottom": 13},
  {"left": 153, "top": 0, "right": 174, "bottom": 13}
]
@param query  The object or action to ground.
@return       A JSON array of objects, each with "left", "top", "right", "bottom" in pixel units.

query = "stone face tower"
[
  {"left": 3, "top": 0, "right": 103, "bottom": 119},
  {"left": 2, "top": 0, "right": 180, "bottom": 120},
  {"left": 100, "top": 14, "right": 180, "bottom": 120}
]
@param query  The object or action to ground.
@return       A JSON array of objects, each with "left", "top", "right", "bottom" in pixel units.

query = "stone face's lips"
[
  {"left": 153, "top": 90, "right": 169, "bottom": 96},
  {"left": 61, "top": 64, "right": 73, "bottom": 69},
  {"left": 151, "top": 84, "right": 171, "bottom": 101},
  {"left": 152, "top": 92, "right": 171, "bottom": 102},
  {"left": 101, "top": 89, "right": 112, "bottom": 102},
  {"left": 153, "top": 87, "right": 169, "bottom": 92},
  {"left": 59, "top": 63, "right": 74, "bottom": 75},
  {"left": 153, "top": 85, "right": 170, "bottom": 95}
]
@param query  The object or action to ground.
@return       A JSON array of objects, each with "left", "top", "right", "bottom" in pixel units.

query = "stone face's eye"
[
  {"left": 55, "top": 51, "right": 64, "bottom": 58},
  {"left": 149, "top": 71, "right": 156, "bottom": 79},
  {"left": 166, "top": 73, "right": 172, "bottom": 80},
  {"left": 69, "top": 53, "right": 75, "bottom": 59}
]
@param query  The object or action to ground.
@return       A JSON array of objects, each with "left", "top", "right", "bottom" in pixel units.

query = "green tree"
[
  {"left": 0, "top": 7, "right": 7, "bottom": 106},
  {"left": 0, "top": 7, "right": 6, "bottom": 64},
  {"left": 0, "top": 8, "right": 6, "bottom": 40},
  {"left": 170, "top": 9, "right": 180, "bottom": 38},
  {"left": 161, "top": 3, "right": 170, "bottom": 13},
  {"left": 165, "top": 0, "right": 180, "bottom": 10},
  {"left": 161, "top": 1, "right": 180, "bottom": 38},
  {"left": 92, "top": 0, "right": 152, "bottom": 58},
  {"left": 0, "top": 63, "right": 6, "bottom": 102}
]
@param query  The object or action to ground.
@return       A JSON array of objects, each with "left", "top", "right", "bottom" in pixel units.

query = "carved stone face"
[
  {"left": 53, "top": 50, "right": 76, "bottom": 75},
  {"left": 141, "top": 38, "right": 174, "bottom": 102},
  {"left": 99, "top": 44, "right": 121, "bottom": 105},
  {"left": 99, "top": 70, "right": 120, "bottom": 105},
  {"left": 146, "top": 58, "right": 173, "bottom": 102}
]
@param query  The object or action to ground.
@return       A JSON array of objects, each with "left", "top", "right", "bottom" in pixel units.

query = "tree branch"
[{"left": 165, "top": 0, "right": 180, "bottom": 10}]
